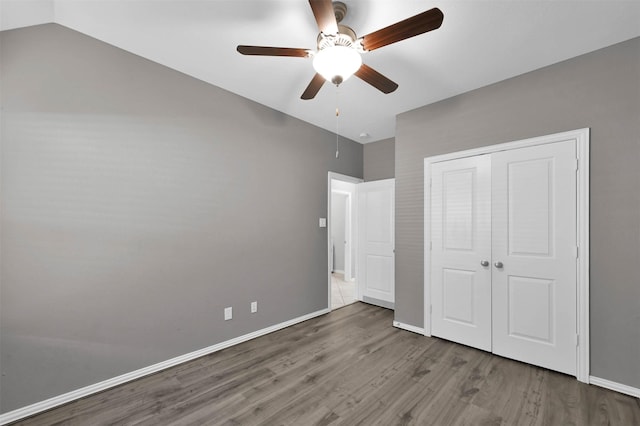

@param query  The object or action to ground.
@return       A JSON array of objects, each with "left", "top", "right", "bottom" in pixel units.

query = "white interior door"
[
  {"left": 491, "top": 141, "right": 577, "bottom": 376},
  {"left": 430, "top": 155, "right": 492, "bottom": 351},
  {"left": 358, "top": 179, "right": 395, "bottom": 305}
]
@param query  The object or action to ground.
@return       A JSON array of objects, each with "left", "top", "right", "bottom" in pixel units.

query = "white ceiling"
[{"left": 2, "top": 0, "right": 640, "bottom": 143}]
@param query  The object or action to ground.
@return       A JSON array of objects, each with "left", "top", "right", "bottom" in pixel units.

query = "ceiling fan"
[{"left": 237, "top": 0, "right": 444, "bottom": 100}]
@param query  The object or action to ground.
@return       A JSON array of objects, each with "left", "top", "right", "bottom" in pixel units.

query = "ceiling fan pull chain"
[{"left": 335, "top": 86, "right": 340, "bottom": 158}]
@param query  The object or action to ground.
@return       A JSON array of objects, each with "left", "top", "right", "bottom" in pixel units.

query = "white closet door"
[
  {"left": 358, "top": 179, "right": 395, "bottom": 305},
  {"left": 431, "top": 156, "right": 492, "bottom": 351},
  {"left": 491, "top": 141, "right": 577, "bottom": 375}
]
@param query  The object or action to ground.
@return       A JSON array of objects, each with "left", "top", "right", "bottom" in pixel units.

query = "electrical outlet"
[
  {"left": 224, "top": 307, "right": 232, "bottom": 321},
  {"left": 251, "top": 301, "right": 258, "bottom": 313}
]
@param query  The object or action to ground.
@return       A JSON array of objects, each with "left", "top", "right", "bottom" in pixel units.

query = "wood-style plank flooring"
[{"left": 11, "top": 302, "right": 640, "bottom": 425}]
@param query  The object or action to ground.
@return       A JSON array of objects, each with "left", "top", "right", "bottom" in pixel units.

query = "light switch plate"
[
  {"left": 319, "top": 218, "right": 327, "bottom": 228},
  {"left": 224, "top": 307, "right": 232, "bottom": 320}
]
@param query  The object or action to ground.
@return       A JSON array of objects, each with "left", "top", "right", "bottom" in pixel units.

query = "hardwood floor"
[{"left": 11, "top": 302, "right": 640, "bottom": 425}]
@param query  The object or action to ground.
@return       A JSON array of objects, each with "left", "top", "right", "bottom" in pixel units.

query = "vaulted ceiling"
[{"left": 2, "top": 0, "right": 640, "bottom": 142}]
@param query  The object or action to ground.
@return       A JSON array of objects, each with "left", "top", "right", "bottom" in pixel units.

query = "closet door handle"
[
  {"left": 480, "top": 260, "right": 489, "bottom": 267},
  {"left": 494, "top": 261, "right": 504, "bottom": 269}
]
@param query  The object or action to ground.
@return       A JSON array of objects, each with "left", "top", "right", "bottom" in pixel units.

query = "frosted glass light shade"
[{"left": 313, "top": 46, "right": 362, "bottom": 85}]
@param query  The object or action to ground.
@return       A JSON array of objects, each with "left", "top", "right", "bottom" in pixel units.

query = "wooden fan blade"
[
  {"left": 309, "top": 0, "right": 338, "bottom": 35},
  {"left": 301, "top": 73, "right": 326, "bottom": 100},
  {"left": 237, "top": 45, "right": 311, "bottom": 57},
  {"left": 355, "top": 64, "right": 398, "bottom": 94},
  {"left": 361, "top": 8, "right": 443, "bottom": 51}
]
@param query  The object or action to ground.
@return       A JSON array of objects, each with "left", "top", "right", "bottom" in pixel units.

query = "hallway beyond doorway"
[{"left": 331, "top": 272, "right": 356, "bottom": 310}]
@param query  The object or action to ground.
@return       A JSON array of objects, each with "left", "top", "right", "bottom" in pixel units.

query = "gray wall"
[
  {"left": 363, "top": 138, "right": 395, "bottom": 181},
  {"left": 395, "top": 37, "right": 640, "bottom": 389},
  {"left": 0, "top": 24, "right": 363, "bottom": 412}
]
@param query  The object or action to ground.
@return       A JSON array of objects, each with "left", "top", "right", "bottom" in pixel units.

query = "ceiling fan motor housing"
[{"left": 316, "top": 25, "right": 359, "bottom": 50}]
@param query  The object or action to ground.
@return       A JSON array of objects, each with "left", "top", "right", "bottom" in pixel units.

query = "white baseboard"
[
  {"left": 0, "top": 308, "right": 330, "bottom": 426},
  {"left": 393, "top": 321, "right": 425, "bottom": 335},
  {"left": 589, "top": 376, "right": 640, "bottom": 398}
]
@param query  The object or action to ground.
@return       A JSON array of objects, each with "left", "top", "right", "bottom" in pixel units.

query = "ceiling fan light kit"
[
  {"left": 313, "top": 46, "right": 362, "bottom": 85},
  {"left": 237, "top": 0, "right": 444, "bottom": 99},
  {"left": 313, "top": 21, "right": 362, "bottom": 85}
]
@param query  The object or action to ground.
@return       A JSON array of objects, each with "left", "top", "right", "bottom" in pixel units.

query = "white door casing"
[
  {"left": 424, "top": 128, "right": 590, "bottom": 382},
  {"left": 344, "top": 193, "right": 353, "bottom": 281},
  {"left": 430, "top": 155, "right": 492, "bottom": 351},
  {"left": 358, "top": 179, "right": 395, "bottom": 305},
  {"left": 491, "top": 141, "right": 577, "bottom": 376}
]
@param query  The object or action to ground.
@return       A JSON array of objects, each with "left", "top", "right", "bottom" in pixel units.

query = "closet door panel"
[
  {"left": 491, "top": 141, "right": 577, "bottom": 376},
  {"left": 431, "top": 155, "right": 492, "bottom": 351}
]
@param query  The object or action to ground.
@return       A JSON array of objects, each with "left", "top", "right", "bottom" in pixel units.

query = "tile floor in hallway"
[{"left": 331, "top": 272, "right": 356, "bottom": 310}]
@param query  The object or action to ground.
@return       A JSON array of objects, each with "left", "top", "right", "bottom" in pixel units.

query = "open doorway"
[{"left": 328, "top": 172, "right": 362, "bottom": 310}]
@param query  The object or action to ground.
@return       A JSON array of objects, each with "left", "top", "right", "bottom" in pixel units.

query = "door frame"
[
  {"left": 328, "top": 172, "right": 363, "bottom": 311},
  {"left": 423, "top": 128, "right": 590, "bottom": 382}
]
